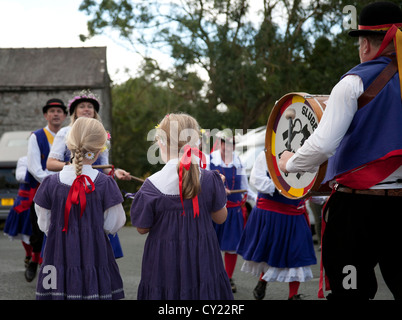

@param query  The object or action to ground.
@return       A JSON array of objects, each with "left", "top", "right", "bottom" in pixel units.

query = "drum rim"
[{"left": 265, "top": 92, "right": 328, "bottom": 199}]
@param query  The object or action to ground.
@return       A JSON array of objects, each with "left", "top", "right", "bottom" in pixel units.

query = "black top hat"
[
  {"left": 43, "top": 98, "right": 67, "bottom": 114},
  {"left": 349, "top": 2, "right": 402, "bottom": 37}
]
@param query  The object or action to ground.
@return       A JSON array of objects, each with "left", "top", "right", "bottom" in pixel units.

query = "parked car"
[{"left": 0, "top": 131, "right": 31, "bottom": 220}]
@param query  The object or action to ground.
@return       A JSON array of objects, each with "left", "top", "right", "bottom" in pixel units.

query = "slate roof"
[{"left": 0, "top": 47, "right": 110, "bottom": 90}]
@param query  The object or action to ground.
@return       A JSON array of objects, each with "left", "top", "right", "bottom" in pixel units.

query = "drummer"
[{"left": 279, "top": 2, "right": 402, "bottom": 300}]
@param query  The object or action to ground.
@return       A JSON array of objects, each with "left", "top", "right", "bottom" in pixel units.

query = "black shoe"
[
  {"left": 230, "top": 278, "right": 237, "bottom": 293},
  {"left": 288, "top": 294, "right": 303, "bottom": 300},
  {"left": 25, "top": 262, "right": 38, "bottom": 282},
  {"left": 253, "top": 280, "right": 267, "bottom": 300}
]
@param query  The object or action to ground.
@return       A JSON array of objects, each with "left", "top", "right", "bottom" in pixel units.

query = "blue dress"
[
  {"left": 210, "top": 161, "right": 246, "bottom": 252},
  {"left": 237, "top": 191, "right": 316, "bottom": 282},
  {"left": 3, "top": 181, "right": 33, "bottom": 240}
]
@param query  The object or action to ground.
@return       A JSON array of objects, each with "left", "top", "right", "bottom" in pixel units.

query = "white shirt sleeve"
[
  {"left": 103, "top": 204, "right": 126, "bottom": 235},
  {"left": 27, "top": 134, "right": 52, "bottom": 183},
  {"left": 15, "top": 156, "right": 28, "bottom": 183},
  {"left": 286, "top": 75, "right": 364, "bottom": 173},
  {"left": 35, "top": 204, "right": 51, "bottom": 236},
  {"left": 250, "top": 151, "right": 276, "bottom": 195},
  {"left": 48, "top": 127, "right": 69, "bottom": 161}
]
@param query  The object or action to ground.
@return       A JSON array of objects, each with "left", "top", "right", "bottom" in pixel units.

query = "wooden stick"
[
  {"left": 228, "top": 189, "right": 247, "bottom": 194},
  {"left": 92, "top": 165, "right": 145, "bottom": 183},
  {"left": 129, "top": 175, "right": 145, "bottom": 183},
  {"left": 92, "top": 165, "right": 114, "bottom": 169}
]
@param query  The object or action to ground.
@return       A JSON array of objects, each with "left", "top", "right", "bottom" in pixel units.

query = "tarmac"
[{"left": 0, "top": 225, "right": 395, "bottom": 301}]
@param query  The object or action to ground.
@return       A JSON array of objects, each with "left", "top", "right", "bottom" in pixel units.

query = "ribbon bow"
[
  {"left": 363, "top": 23, "right": 402, "bottom": 98},
  {"left": 179, "top": 145, "right": 207, "bottom": 218},
  {"left": 63, "top": 174, "right": 95, "bottom": 232}
]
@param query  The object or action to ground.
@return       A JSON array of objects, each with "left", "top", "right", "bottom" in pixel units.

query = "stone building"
[{"left": 0, "top": 47, "right": 112, "bottom": 137}]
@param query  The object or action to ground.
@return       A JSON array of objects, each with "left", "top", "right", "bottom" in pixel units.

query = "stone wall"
[{"left": 0, "top": 88, "right": 112, "bottom": 138}]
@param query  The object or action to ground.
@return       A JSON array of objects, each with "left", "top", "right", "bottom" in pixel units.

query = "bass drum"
[{"left": 265, "top": 92, "right": 329, "bottom": 199}]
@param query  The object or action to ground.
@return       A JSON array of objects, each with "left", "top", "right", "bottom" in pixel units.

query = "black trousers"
[
  {"left": 322, "top": 191, "right": 402, "bottom": 300},
  {"left": 29, "top": 202, "right": 44, "bottom": 253}
]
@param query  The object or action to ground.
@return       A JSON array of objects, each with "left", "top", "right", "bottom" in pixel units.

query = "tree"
[{"left": 79, "top": 0, "right": 363, "bottom": 130}]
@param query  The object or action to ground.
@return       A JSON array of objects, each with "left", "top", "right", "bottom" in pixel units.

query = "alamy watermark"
[
  {"left": 342, "top": 265, "right": 357, "bottom": 290},
  {"left": 146, "top": 124, "right": 260, "bottom": 174},
  {"left": 343, "top": 5, "right": 357, "bottom": 30}
]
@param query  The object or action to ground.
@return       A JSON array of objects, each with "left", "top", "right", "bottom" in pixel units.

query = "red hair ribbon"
[
  {"left": 368, "top": 24, "right": 402, "bottom": 98},
  {"left": 179, "top": 144, "right": 207, "bottom": 218},
  {"left": 63, "top": 174, "right": 95, "bottom": 232}
]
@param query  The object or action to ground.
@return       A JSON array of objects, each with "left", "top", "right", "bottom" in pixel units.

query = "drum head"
[{"left": 265, "top": 93, "right": 328, "bottom": 199}]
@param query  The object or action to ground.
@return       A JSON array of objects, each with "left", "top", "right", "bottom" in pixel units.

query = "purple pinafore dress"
[
  {"left": 131, "top": 168, "right": 234, "bottom": 300},
  {"left": 33, "top": 172, "right": 124, "bottom": 300}
]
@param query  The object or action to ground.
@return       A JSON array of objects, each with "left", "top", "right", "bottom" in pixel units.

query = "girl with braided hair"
[
  {"left": 33, "top": 117, "right": 125, "bottom": 300},
  {"left": 46, "top": 90, "right": 128, "bottom": 258}
]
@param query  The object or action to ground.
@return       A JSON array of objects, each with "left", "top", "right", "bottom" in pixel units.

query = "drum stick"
[
  {"left": 92, "top": 165, "right": 114, "bottom": 169},
  {"left": 92, "top": 165, "right": 145, "bottom": 183},
  {"left": 129, "top": 175, "right": 145, "bottom": 183},
  {"left": 228, "top": 189, "right": 247, "bottom": 194},
  {"left": 285, "top": 108, "right": 296, "bottom": 151}
]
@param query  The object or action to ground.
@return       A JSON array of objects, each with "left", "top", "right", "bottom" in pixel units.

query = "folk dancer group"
[{"left": 4, "top": 1, "right": 402, "bottom": 300}]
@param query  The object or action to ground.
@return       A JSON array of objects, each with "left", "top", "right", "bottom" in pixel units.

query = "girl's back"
[{"left": 131, "top": 165, "right": 233, "bottom": 300}]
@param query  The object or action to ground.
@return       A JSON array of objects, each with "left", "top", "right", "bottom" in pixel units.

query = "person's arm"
[
  {"left": 136, "top": 227, "right": 150, "bottom": 234},
  {"left": 15, "top": 156, "right": 28, "bottom": 183},
  {"left": 27, "top": 134, "right": 49, "bottom": 183},
  {"left": 103, "top": 203, "right": 126, "bottom": 235},
  {"left": 279, "top": 75, "right": 363, "bottom": 173},
  {"left": 249, "top": 151, "right": 276, "bottom": 195},
  {"left": 47, "top": 157, "right": 67, "bottom": 172},
  {"left": 47, "top": 127, "right": 69, "bottom": 172},
  {"left": 211, "top": 206, "right": 227, "bottom": 224},
  {"left": 35, "top": 204, "right": 51, "bottom": 236}
]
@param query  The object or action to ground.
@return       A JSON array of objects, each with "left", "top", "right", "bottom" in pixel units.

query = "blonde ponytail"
[{"left": 157, "top": 113, "right": 202, "bottom": 199}]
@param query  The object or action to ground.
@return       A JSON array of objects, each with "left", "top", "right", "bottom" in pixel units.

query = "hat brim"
[
  {"left": 42, "top": 105, "right": 68, "bottom": 114},
  {"left": 348, "top": 29, "right": 387, "bottom": 37},
  {"left": 69, "top": 98, "right": 100, "bottom": 115}
]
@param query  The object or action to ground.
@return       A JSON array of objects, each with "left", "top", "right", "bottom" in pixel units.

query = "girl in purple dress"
[
  {"left": 131, "top": 113, "right": 233, "bottom": 300},
  {"left": 34, "top": 117, "right": 126, "bottom": 300}
]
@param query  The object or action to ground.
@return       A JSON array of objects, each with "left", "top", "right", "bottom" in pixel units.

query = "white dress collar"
[
  {"left": 210, "top": 150, "right": 242, "bottom": 168},
  {"left": 59, "top": 164, "right": 99, "bottom": 186},
  {"left": 148, "top": 158, "right": 180, "bottom": 195}
]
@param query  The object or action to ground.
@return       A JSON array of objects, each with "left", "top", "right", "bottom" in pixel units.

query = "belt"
[{"left": 335, "top": 185, "right": 402, "bottom": 197}]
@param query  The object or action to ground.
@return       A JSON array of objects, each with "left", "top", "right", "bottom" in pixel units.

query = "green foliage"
[
  {"left": 80, "top": 1, "right": 361, "bottom": 129},
  {"left": 78, "top": 0, "right": 399, "bottom": 194}
]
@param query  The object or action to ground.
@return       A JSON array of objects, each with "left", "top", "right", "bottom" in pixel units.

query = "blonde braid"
[{"left": 73, "top": 146, "right": 84, "bottom": 176}]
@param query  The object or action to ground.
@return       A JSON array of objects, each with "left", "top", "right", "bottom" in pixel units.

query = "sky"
[
  {"left": 0, "top": 0, "right": 269, "bottom": 85},
  {"left": 0, "top": 0, "right": 149, "bottom": 84}
]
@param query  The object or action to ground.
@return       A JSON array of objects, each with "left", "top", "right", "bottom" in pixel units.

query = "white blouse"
[
  {"left": 35, "top": 165, "right": 126, "bottom": 236},
  {"left": 249, "top": 151, "right": 276, "bottom": 196}
]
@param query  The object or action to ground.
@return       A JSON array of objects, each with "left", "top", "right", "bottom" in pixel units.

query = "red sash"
[
  {"left": 257, "top": 197, "right": 306, "bottom": 216},
  {"left": 227, "top": 194, "right": 248, "bottom": 227},
  {"left": 14, "top": 186, "right": 39, "bottom": 214}
]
